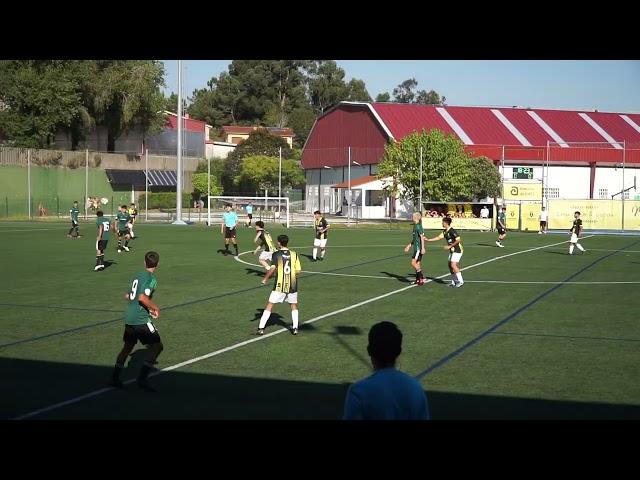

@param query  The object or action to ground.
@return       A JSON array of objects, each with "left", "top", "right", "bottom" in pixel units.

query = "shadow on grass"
[{"left": 3, "top": 356, "right": 640, "bottom": 420}]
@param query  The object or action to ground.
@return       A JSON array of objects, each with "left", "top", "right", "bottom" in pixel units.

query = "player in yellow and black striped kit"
[{"left": 257, "top": 234, "right": 302, "bottom": 336}]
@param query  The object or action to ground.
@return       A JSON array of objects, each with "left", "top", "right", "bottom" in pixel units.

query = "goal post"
[{"left": 207, "top": 195, "right": 290, "bottom": 228}]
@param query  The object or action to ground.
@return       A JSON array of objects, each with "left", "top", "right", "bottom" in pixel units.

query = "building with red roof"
[{"left": 302, "top": 102, "right": 640, "bottom": 216}]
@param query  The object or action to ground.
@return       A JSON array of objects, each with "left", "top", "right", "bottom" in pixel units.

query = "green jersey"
[
  {"left": 70, "top": 207, "right": 79, "bottom": 223},
  {"left": 96, "top": 216, "right": 111, "bottom": 240},
  {"left": 412, "top": 223, "right": 424, "bottom": 251},
  {"left": 116, "top": 211, "right": 131, "bottom": 231},
  {"left": 497, "top": 211, "right": 506, "bottom": 227},
  {"left": 125, "top": 270, "right": 158, "bottom": 325}
]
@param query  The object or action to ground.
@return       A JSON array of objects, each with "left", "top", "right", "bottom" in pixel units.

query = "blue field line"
[
  {"left": 415, "top": 238, "right": 640, "bottom": 380},
  {"left": 0, "top": 253, "right": 404, "bottom": 350},
  {"left": 491, "top": 331, "right": 640, "bottom": 343},
  {"left": 0, "top": 303, "right": 120, "bottom": 314}
]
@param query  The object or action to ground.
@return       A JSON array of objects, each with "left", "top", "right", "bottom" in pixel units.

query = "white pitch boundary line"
[
  {"left": 234, "top": 253, "right": 402, "bottom": 280},
  {"left": 12, "top": 235, "right": 594, "bottom": 420},
  {"left": 464, "top": 280, "right": 640, "bottom": 285},
  {"left": 0, "top": 228, "right": 61, "bottom": 233}
]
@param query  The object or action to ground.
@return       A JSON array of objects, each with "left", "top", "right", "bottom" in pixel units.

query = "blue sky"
[{"left": 162, "top": 60, "right": 640, "bottom": 113}]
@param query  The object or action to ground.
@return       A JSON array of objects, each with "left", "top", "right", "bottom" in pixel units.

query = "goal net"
[{"left": 207, "top": 196, "right": 290, "bottom": 228}]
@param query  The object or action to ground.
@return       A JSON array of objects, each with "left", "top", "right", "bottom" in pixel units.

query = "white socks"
[
  {"left": 455, "top": 272, "right": 464, "bottom": 285},
  {"left": 569, "top": 244, "right": 575, "bottom": 254},
  {"left": 576, "top": 243, "right": 585, "bottom": 252},
  {"left": 320, "top": 249, "right": 325, "bottom": 258},
  {"left": 259, "top": 309, "right": 299, "bottom": 329},
  {"left": 313, "top": 248, "right": 318, "bottom": 260},
  {"left": 259, "top": 310, "right": 271, "bottom": 329}
]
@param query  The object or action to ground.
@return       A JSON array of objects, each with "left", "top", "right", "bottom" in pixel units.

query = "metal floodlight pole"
[
  {"left": 419, "top": 146, "right": 423, "bottom": 213},
  {"left": 622, "top": 140, "right": 626, "bottom": 230},
  {"left": 85, "top": 149, "right": 89, "bottom": 220},
  {"left": 173, "top": 60, "right": 186, "bottom": 225},
  {"left": 145, "top": 148, "right": 149, "bottom": 222},
  {"left": 348, "top": 146, "right": 351, "bottom": 225},
  {"left": 27, "top": 149, "right": 31, "bottom": 220},
  {"left": 278, "top": 146, "right": 282, "bottom": 212}
]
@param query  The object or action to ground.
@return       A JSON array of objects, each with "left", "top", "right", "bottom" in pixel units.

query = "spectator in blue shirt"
[{"left": 343, "top": 321, "right": 430, "bottom": 420}]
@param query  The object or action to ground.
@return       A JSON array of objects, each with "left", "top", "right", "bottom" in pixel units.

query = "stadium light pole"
[
  {"left": 419, "top": 146, "right": 423, "bottom": 213},
  {"left": 320, "top": 165, "right": 331, "bottom": 212},
  {"left": 145, "top": 148, "right": 149, "bottom": 222},
  {"left": 622, "top": 140, "right": 626, "bottom": 230},
  {"left": 278, "top": 146, "right": 282, "bottom": 212},
  {"left": 173, "top": 60, "right": 187, "bottom": 225}
]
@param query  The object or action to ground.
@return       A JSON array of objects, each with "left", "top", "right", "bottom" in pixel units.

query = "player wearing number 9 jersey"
[
  {"left": 108, "top": 251, "right": 163, "bottom": 392},
  {"left": 257, "top": 234, "right": 302, "bottom": 336}
]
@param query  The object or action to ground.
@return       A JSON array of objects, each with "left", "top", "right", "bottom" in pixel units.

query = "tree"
[
  {"left": 416, "top": 89, "right": 446, "bottom": 105},
  {"left": 0, "top": 60, "right": 85, "bottom": 148},
  {"left": 85, "top": 60, "right": 166, "bottom": 151},
  {"left": 392, "top": 78, "right": 418, "bottom": 103},
  {"left": 377, "top": 129, "right": 473, "bottom": 206},
  {"left": 224, "top": 129, "right": 294, "bottom": 193},
  {"left": 234, "top": 155, "right": 305, "bottom": 194},
  {"left": 467, "top": 156, "right": 501, "bottom": 200},
  {"left": 375, "top": 92, "right": 391, "bottom": 102},
  {"left": 288, "top": 106, "right": 317, "bottom": 148},
  {"left": 346, "top": 79, "right": 371, "bottom": 102},
  {"left": 192, "top": 172, "right": 222, "bottom": 198},
  {"left": 164, "top": 92, "right": 178, "bottom": 113},
  {"left": 195, "top": 158, "right": 225, "bottom": 189}
]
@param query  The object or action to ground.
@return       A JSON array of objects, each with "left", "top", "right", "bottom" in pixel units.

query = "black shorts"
[
  {"left": 71, "top": 220, "right": 78, "bottom": 227},
  {"left": 247, "top": 213, "right": 252, "bottom": 219},
  {"left": 123, "top": 323, "right": 161, "bottom": 346},
  {"left": 97, "top": 240, "right": 108, "bottom": 252},
  {"left": 117, "top": 229, "right": 129, "bottom": 237},
  {"left": 224, "top": 226, "right": 237, "bottom": 239},
  {"left": 497, "top": 226, "right": 506, "bottom": 235},
  {"left": 540, "top": 221, "right": 547, "bottom": 227},
  {"left": 412, "top": 249, "right": 423, "bottom": 262}
]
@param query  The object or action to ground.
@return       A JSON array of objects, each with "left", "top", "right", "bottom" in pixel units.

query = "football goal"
[{"left": 207, "top": 195, "right": 290, "bottom": 228}]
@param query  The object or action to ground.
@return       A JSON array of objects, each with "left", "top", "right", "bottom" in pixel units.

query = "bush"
[{"left": 138, "top": 192, "right": 193, "bottom": 209}]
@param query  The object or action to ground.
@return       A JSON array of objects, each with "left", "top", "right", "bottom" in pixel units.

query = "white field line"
[{"left": 12, "top": 235, "right": 593, "bottom": 420}]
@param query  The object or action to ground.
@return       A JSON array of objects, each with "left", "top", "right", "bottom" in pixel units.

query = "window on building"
[
  {"left": 543, "top": 187, "right": 560, "bottom": 199},
  {"left": 231, "top": 136, "right": 244, "bottom": 144},
  {"left": 366, "top": 190, "right": 385, "bottom": 206},
  {"left": 598, "top": 188, "right": 608, "bottom": 199}
]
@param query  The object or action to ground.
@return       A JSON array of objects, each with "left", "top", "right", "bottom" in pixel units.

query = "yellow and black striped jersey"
[
  {"left": 270, "top": 249, "right": 302, "bottom": 293},
  {"left": 259, "top": 230, "right": 276, "bottom": 252},
  {"left": 315, "top": 217, "right": 329, "bottom": 240},
  {"left": 437, "top": 227, "right": 463, "bottom": 253}
]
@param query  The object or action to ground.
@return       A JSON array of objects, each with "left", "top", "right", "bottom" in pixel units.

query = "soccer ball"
[
  {"left": 101, "top": 197, "right": 109, "bottom": 205},
  {"left": 70, "top": 231, "right": 78, "bottom": 238}
]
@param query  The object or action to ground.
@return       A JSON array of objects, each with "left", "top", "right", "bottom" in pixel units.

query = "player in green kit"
[
  {"left": 94, "top": 210, "right": 111, "bottom": 271},
  {"left": 114, "top": 205, "right": 132, "bottom": 253},
  {"left": 67, "top": 201, "right": 82, "bottom": 238},
  {"left": 404, "top": 212, "right": 426, "bottom": 285},
  {"left": 108, "top": 251, "right": 163, "bottom": 392}
]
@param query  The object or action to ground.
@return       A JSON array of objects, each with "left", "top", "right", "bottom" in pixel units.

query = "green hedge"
[{"left": 138, "top": 193, "right": 194, "bottom": 209}]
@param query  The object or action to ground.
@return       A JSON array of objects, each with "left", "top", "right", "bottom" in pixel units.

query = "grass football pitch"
[{"left": 1, "top": 221, "right": 639, "bottom": 420}]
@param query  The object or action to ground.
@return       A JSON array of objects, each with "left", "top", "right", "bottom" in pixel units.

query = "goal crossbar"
[{"left": 207, "top": 196, "right": 290, "bottom": 228}]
